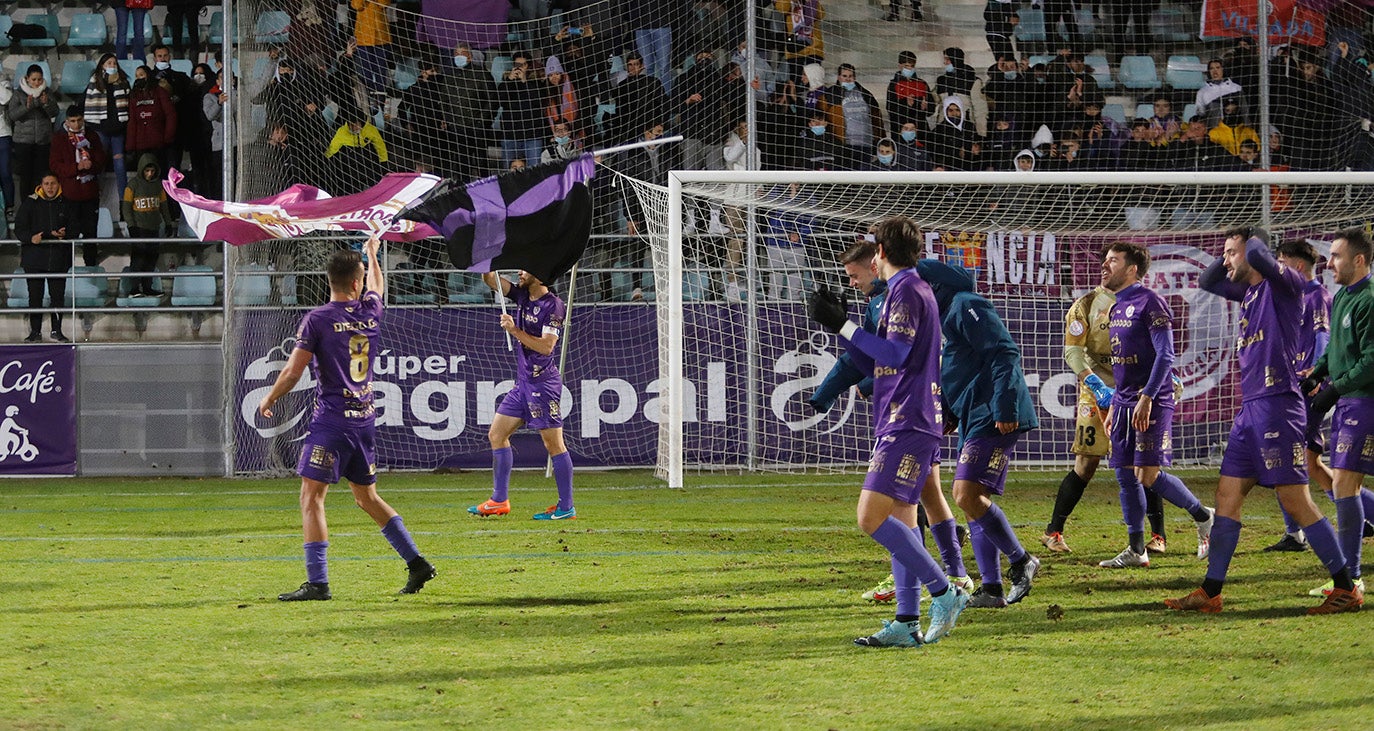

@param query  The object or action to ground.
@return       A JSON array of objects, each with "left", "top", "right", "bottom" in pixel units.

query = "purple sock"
[
  {"left": 892, "top": 555, "right": 919, "bottom": 619},
  {"left": 552, "top": 452, "right": 574, "bottom": 511},
  {"left": 1303, "top": 517, "right": 1348, "bottom": 578},
  {"left": 1117, "top": 468, "right": 1146, "bottom": 534},
  {"left": 381, "top": 515, "right": 420, "bottom": 563},
  {"left": 1279, "top": 502, "right": 1303, "bottom": 536},
  {"left": 968, "top": 520, "right": 1002, "bottom": 585},
  {"left": 1360, "top": 487, "right": 1374, "bottom": 523},
  {"left": 304, "top": 540, "right": 328, "bottom": 584},
  {"left": 1204, "top": 515, "right": 1241, "bottom": 583},
  {"left": 871, "top": 516, "right": 949, "bottom": 595},
  {"left": 930, "top": 518, "right": 966, "bottom": 578},
  {"left": 1335, "top": 496, "right": 1365, "bottom": 579},
  {"left": 1148, "top": 470, "right": 1205, "bottom": 519},
  {"left": 972, "top": 503, "right": 1027, "bottom": 565},
  {"left": 491, "top": 447, "right": 513, "bottom": 502}
]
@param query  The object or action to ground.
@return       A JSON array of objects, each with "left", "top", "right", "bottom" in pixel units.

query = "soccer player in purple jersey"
[
  {"left": 468, "top": 270, "right": 576, "bottom": 520},
  {"left": 1097, "top": 242, "right": 1216, "bottom": 570},
  {"left": 808, "top": 216, "right": 970, "bottom": 647},
  {"left": 1167, "top": 228, "right": 1357, "bottom": 614},
  {"left": 259, "top": 234, "right": 437, "bottom": 601},
  {"left": 1298, "top": 228, "right": 1374, "bottom": 607}
]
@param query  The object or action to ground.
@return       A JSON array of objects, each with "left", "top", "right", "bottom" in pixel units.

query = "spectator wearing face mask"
[
  {"left": 928, "top": 97, "right": 977, "bottom": 170},
  {"left": 794, "top": 110, "right": 848, "bottom": 171},
  {"left": 125, "top": 66, "right": 178, "bottom": 177},
  {"left": 439, "top": 45, "right": 495, "bottom": 180},
  {"left": 84, "top": 53, "right": 133, "bottom": 192},
  {"left": 887, "top": 51, "right": 932, "bottom": 139},
  {"left": 819, "top": 63, "right": 883, "bottom": 162},
  {"left": 49, "top": 106, "right": 108, "bottom": 266}
]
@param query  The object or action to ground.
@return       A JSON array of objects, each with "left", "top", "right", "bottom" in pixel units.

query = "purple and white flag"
[
  {"left": 163, "top": 168, "right": 441, "bottom": 245},
  {"left": 0, "top": 345, "right": 77, "bottom": 476}
]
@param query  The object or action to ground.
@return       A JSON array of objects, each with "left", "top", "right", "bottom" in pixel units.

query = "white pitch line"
[{"left": 0, "top": 525, "right": 857, "bottom": 542}]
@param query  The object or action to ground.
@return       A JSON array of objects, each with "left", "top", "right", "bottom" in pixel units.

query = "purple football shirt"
[
  {"left": 870, "top": 268, "right": 943, "bottom": 438},
  {"left": 1232, "top": 264, "right": 1305, "bottom": 400},
  {"left": 294, "top": 290, "right": 383, "bottom": 429},
  {"left": 1296, "top": 278, "right": 1332, "bottom": 372},
  {"left": 1108, "top": 283, "right": 1175, "bottom": 408},
  {"left": 509, "top": 286, "right": 566, "bottom": 383}
]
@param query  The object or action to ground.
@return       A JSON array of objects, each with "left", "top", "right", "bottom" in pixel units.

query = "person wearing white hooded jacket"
[{"left": 8, "top": 66, "right": 61, "bottom": 216}]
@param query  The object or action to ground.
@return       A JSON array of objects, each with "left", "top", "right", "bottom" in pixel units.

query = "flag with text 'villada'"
[{"left": 396, "top": 155, "right": 596, "bottom": 284}]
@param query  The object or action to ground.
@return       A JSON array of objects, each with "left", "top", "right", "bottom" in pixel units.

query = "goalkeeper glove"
[
  {"left": 807, "top": 287, "right": 850, "bottom": 334},
  {"left": 1309, "top": 386, "right": 1339, "bottom": 426},
  {"left": 1084, "top": 373, "right": 1115, "bottom": 410}
]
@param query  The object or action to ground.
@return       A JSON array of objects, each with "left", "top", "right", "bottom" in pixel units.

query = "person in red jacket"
[
  {"left": 48, "top": 106, "right": 108, "bottom": 267},
  {"left": 125, "top": 65, "right": 178, "bottom": 170}
]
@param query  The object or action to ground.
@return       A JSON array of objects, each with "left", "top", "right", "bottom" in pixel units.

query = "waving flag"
[
  {"left": 397, "top": 155, "right": 596, "bottom": 284},
  {"left": 1201, "top": 0, "right": 1326, "bottom": 46},
  {"left": 163, "top": 168, "right": 441, "bottom": 245}
]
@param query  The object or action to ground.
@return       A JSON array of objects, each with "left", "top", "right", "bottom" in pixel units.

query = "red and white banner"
[
  {"left": 1201, "top": 0, "right": 1326, "bottom": 46},
  {"left": 163, "top": 169, "right": 441, "bottom": 246}
]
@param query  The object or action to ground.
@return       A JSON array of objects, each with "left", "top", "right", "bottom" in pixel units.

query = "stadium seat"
[
  {"left": 118, "top": 59, "right": 142, "bottom": 82},
  {"left": 161, "top": 16, "right": 195, "bottom": 46},
  {"left": 1182, "top": 103, "right": 1198, "bottom": 122},
  {"left": 392, "top": 262, "right": 437, "bottom": 305},
  {"left": 1084, "top": 54, "right": 1114, "bottom": 89},
  {"left": 250, "top": 57, "right": 273, "bottom": 83},
  {"left": 206, "top": 11, "right": 231, "bottom": 45},
  {"left": 1165, "top": 56, "right": 1206, "bottom": 91},
  {"left": 683, "top": 268, "right": 708, "bottom": 302},
  {"left": 233, "top": 264, "right": 273, "bottom": 306},
  {"left": 170, "top": 59, "right": 193, "bottom": 75},
  {"left": 1075, "top": 7, "right": 1097, "bottom": 44},
  {"left": 279, "top": 274, "right": 298, "bottom": 306},
  {"left": 96, "top": 207, "right": 115, "bottom": 239},
  {"left": 11, "top": 60, "right": 50, "bottom": 91},
  {"left": 7, "top": 270, "right": 51, "bottom": 309},
  {"left": 18, "top": 13, "right": 59, "bottom": 49},
  {"left": 0, "top": 17, "right": 12, "bottom": 49},
  {"left": 447, "top": 272, "right": 488, "bottom": 304},
  {"left": 65, "top": 266, "right": 110, "bottom": 307},
  {"left": 170, "top": 265, "right": 217, "bottom": 307},
  {"left": 119, "top": 14, "right": 156, "bottom": 50},
  {"left": 115, "top": 266, "right": 160, "bottom": 310},
  {"left": 254, "top": 11, "right": 291, "bottom": 44},
  {"left": 59, "top": 60, "right": 96, "bottom": 96},
  {"left": 394, "top": 64, "right": 418, "bottom": 92},
  {"left": 1027, "top": 55, "right": 1053, "bottom": 70},
  {"left": 1014, "top": 8, "right": 1047, "bottom": 44},
  {"left": 1119, "top": 55, "right": 1159, "bottom": 90},
  {"left": 1102, "top": 103, "right": 1127, "bottom": 124},
  {"left": 1152, "top": 6, "right": 1193, "bottom": 44},
  {"left": 67, "top": 13, "right": 109, "bottom": 51},
  {"left": 1135, "top": 102, "right": 1154, "bottom": 120},
  {"left": 489, "top": 56, "right": 512, "bottom": 84}
]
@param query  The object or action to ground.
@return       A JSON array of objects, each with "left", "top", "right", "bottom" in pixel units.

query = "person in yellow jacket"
[
  {"left": 1207, "top": 96, "right": 1259, "bottom": 156},
  {"left": 351, "top": 0, "right": 392, "bottom": 101},
  {"left": 325, "top": 112, "right": 388, "bottom": 194}
]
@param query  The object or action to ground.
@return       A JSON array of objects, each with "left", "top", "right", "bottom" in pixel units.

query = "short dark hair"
[
  {"left": 26, "top": 64, "right": 44, "bottom": 77},
  {"left": 837, "top": 62, "right": 857, "bottom": 75},
  {"left": 1276, "top": 239, "right": 1317, "bottom": 267},
  {"left": 151, "top": 43, "right": 170, "bottom": 55},
  {"left": 873, "top": 216, "right": 924, "bottom": 267},
  {"left": 898, "top": 50, "right": 917, "bottom": 65},
  {"left": 625, "top": 51, "right": 643, "bottom": 63},
  {"left": 840, "top": 241, "right": 877, "bottom": 266},
  {"left": 1336, "top": 228, "right": 1372, "bottom": 266},
  {"left": 1103, "top": 241, "right": 1150, "bottom": 277},
  {"left": 66, "top": 104, "right": 83, "bottom": 119},
  {"left": 327, "top": 250, "right": 364, "bottom": 293}
]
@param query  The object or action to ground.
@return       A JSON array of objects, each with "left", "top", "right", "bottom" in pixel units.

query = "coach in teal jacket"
[
  {"left": 806, "top": 278, "right": 887, "bottom": 412},
  {"left": 917, "top": 259, "right": 1038, "bottom": 445}
]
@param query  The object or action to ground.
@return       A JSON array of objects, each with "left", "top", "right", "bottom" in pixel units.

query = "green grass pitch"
[{"left": 1, "top": 468, "right": 1370, "bottom": 729}]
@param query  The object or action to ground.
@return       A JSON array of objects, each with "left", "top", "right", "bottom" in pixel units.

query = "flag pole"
[
  {"left": 545, "top": 263, "right": 578, "bottom": 478},
  {"left": 591, "top": 135, "right": 684, "bottom": 158},
  {"left": 496, "top": 273, "right": 513, "bottom": 351}
]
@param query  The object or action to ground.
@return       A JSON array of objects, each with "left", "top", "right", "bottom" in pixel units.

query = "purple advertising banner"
[{"left": 0, "top": 346, "right": 77, "bottom": 475}]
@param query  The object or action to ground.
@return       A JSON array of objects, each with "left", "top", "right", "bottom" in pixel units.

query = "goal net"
[{"left": 636, "top": 170, "right": 1374, "bottom": 486}]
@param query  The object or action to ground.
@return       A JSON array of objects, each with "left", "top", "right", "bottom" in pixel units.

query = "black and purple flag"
[{"left": 397, "top": 155, "right": 596, "bottom": 284}]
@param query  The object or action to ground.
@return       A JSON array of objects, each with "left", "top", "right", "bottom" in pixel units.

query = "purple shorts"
[
  {"left": 1303, "top": 392, "right": 1326, "bottom": 454},
  {"left": 297, "top": 423, "right": 377, "bottom": 486},
  {"left": 1219, "top": 394, "right": 1308, "bottom": 487},
  {"left": 495, "top": 379, "right": 565, "bottom": 430},
  {"left": 954, "top": 432, "right": 1020, "bottom": 495},
  {"left": 1330, "top": 398, "right": 1374, "bottom": 474},
  {"left": 862, "top": 431, "right": 941, "bottom": 505},
  {"left": 1108, "top": 402, "right": 1173, "bottom": 469}
]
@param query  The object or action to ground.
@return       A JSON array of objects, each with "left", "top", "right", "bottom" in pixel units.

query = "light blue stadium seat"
[
  {"left": 170, "top": 265, "right": 217, "bottom": 307},
  {"left": 489, "top": 56, "right": 512, "bottom": 84},
  {"left": 161, "top": 16, "right": 195, "bottom": 46},
  {"left": 18, "top": 14, "right": 59, "bottom": 49},
  {"left": 394, "top": 64, "right": 418, "bottom": 91},
  {"left": 1152, "top": 6, "right": 1192, "bottom": 44},
  {"left": 683, "top": 268, "right": 708, "bottom": 302},
  {"left": 447, "top": 272, "right": 488, "bottom": 304},
  {"left": 11, "top": 60, "right": 51, "bottom": 91},
  {"left": 1119, "top": 55, "right": 1160, "bottom": 90},
  {"left": 1165, "top": 55, "right": 1206, "bottom": 91},
  {"left": 8, "top": 270, "right": 51, "bottom": 309},
  {"left": 170, "top": 59, "right": 193, "bottom": 75},
  {"left": 233, "top": 264, "right": 273, "bottom": 306},
  {"left": 1135, "top": 102, "right": 1154, "bottom": 120},
  {"left": 392, "top": 262, "right": 437, "bottom": 305},
  {"left": 97, "top": 207, "right": 115, "bottom": 239},
  {"left": 1102, "top": 103, "right": 1127, "bottom": 124},
  {"left": 60, "top": 60, "right": 95, "bottom": 95},
  {"left": 120, "top": 13, "right": 155, "bottom": 49},
  {"left": 1075, "top": 7, "right": 1097, "bottom": 43},
  {"left": 118, "top": 59, "right": 143, "bottom": 82},
  {"left": 1027, "top": 55, "right": 1053, "bottom": 70},
  {"left": 0, "top": 17, "right": 13, "bottom": 49},
  {"left": 255, "top": 11, "right": 291, "bottom": 44},
  {"left": 206, "top": 11, "right": 233, "bottom": 45},
  {"left": 115, "top": 266, "right": 161, "bottom": 309},
  {"left": 67, "top": 13, "right": 109, "bottom": 50},
  {"left": 1014, "top": 8, "right": 1047, "bottom": 44},
  {"left": 250, "top": 57, "right": 273, "bottom": 83},
  {"left": 65, "top": 266, "right": 110, "bottom": 307},
  {"left": 279, "top": 274, "right": 298, "bottom": 306},
  {"left": 1182, "top": 103, "right": 1198, "bottom": 122},
  {"left": 1084, "top": 54, "right": 1114, "bottom": 89}
]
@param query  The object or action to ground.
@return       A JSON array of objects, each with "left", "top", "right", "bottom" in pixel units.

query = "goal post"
[{"left": 651, "top": 170, "right": 1374, "bottom": 488}]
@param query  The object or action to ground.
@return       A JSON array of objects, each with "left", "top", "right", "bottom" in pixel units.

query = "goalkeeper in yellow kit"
[{"left": 1040, "top": 281, "right": 1171, "bottom": 553}]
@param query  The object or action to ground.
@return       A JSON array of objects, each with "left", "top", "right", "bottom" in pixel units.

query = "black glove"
[
  {"left": 1299, "top": 375, "right": 1323, "bottom": 395},
  {"left": 1309, "top": 386, "right": 1339, "bottom": 425},
  {"left": 807, "top": 287, "right": 849, "bottom": 334}
]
